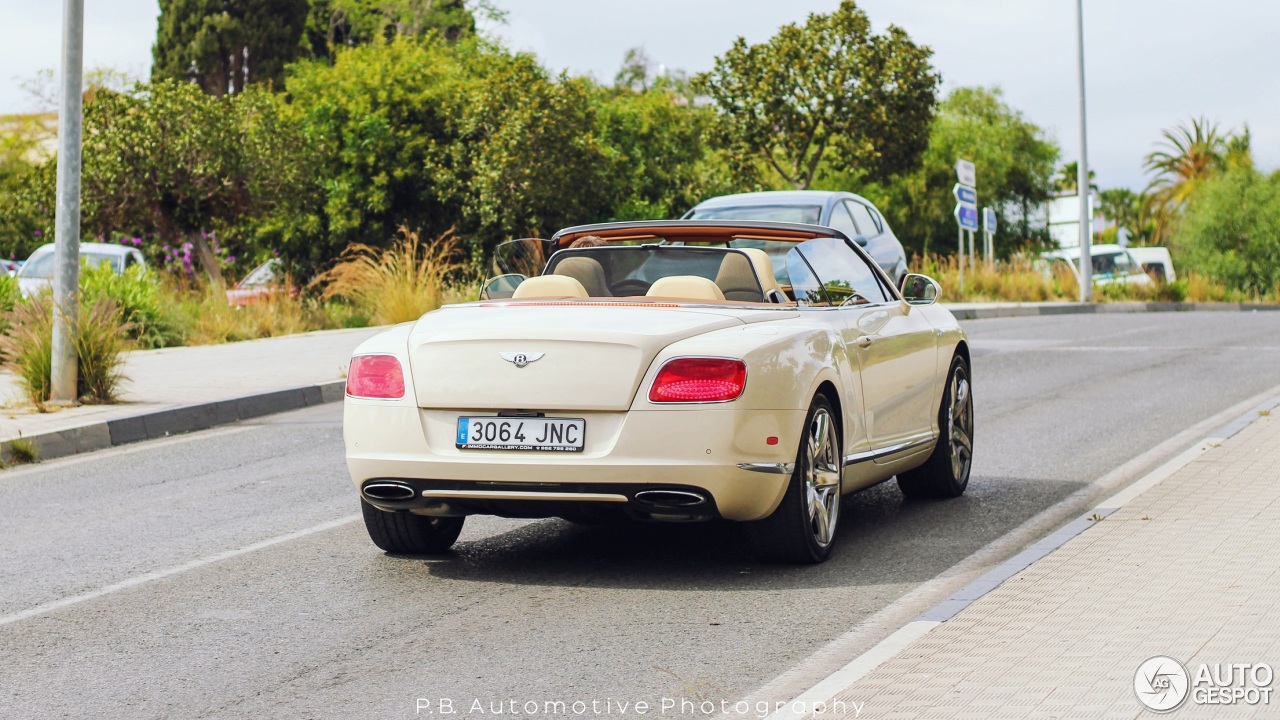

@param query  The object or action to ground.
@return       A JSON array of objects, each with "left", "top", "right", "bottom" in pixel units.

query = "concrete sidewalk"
[
  {"left": 0, "top": 326, "right": 381, "bottom": 459},
  {"left": 782, "top": 401, "right": 1280, "bottom": 719}
]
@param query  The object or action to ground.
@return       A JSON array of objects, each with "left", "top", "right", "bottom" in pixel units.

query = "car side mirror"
[
  {"left": 899, "top": 273, "right": 941, "bottom": 305},
  {"left": 480, "top": 273, "right": 527, "bottom": 300},
  {"left": 852, "top": 234, "right": 869, "bottom": 247}
]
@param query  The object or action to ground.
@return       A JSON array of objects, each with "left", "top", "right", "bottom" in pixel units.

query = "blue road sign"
[
  {"left": 983, "top": 207, "right": 997, "bottom": 233},
  {"left": 953, "top": 184, "right": 977, "bottom": 205},
  {"left": 954, "top": 204, "right": 979, "bottom": 231}
]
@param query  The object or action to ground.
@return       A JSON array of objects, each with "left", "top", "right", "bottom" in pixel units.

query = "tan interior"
[
  {"left": 511, "top": 275, "right": 588, "bottom": 299},
  {"left": 646, "top": 275, "right": 726, "bottom": 302},
  {"left": 553, "top": 256, "right": 612, "bottom": 297}
]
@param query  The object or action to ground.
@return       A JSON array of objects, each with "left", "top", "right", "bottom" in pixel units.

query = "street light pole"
[
  {"left": 51, "top": 0, "right": 85, "bottom": 404},
  {"left": 1074, "top": 0, "right": 1092, "bottom": 302}
]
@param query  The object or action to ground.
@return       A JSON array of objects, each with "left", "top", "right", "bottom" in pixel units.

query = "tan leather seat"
[
  {"left": 553, "top": 256, "right": 611, "bottom": 297},
  {"left": 715, "top": 252, "right": 763, "bottom": 302},
  {"left": 511, "top": 275, "right": 589, "bottom": 299},
  {"left": 714, "top": 248, "right": 785, "bottom": 302},
  {"left": 646, "top": 275, "right": 725, "bottom": 302}
]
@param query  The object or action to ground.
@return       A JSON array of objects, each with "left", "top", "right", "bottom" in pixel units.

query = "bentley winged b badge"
[{"left": 499, "top": 352, "right": 545, "bottom": 368}]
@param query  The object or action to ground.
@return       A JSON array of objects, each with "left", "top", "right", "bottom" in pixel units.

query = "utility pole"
[
  {"left": 51, "top": 0, "right": 85, "bottom": 404},
  {"left": 1075, "top": 0, "right": 1092, "bottom": 302}
]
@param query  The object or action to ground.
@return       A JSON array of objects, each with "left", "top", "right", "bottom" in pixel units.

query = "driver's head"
[{"left": 568, "top": 235, "right": 607, "bottom": 249}]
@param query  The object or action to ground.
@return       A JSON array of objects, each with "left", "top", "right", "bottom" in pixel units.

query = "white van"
[
  {"left": 1125, "top": 247, "right": 1176, "bottom": 283},
  {"left": 1041, "top": 244, "right": 1152, "bottom": 287}
]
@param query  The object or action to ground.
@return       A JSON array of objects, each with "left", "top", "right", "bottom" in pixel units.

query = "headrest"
[
  {"left": 738, "top": 248, "right": 784, "bottom": 296},
  {"left": 646, "top": 275, "right": 726, "bottom": 302},
  {"left": 553, "top": 256, "right": 611, "bottom": 297},
  {"left": 511, "top": 275, "right": 589, "bottom": 299}
]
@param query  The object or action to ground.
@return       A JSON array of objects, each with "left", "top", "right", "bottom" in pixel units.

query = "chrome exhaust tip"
[
  {"left": 633, "top": 489, "right": 708, "bottom": 508},
  {"left": 362, "top": 481, "right": 417, "bottom": 502}
]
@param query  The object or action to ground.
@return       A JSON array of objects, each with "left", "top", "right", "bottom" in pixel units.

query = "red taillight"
[
  {"left": 649, "top": 358, "right": 747, "bottom": 403},
  {"left": 346, "top": 355, "right": 405, "bottom": 399}
]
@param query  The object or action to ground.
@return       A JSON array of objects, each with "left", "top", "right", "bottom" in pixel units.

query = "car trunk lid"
[{"left": 407, "top": 304, "right": 766, "bottom": 411}]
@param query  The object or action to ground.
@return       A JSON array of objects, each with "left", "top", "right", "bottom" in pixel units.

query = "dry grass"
[
  {"left": 314, "top": 228, "right": 473, "bottom": 326},
  {"left": 914, "top": 254, "right": 1077, "bottom": 303},
  {"left": 915, "top": 254, "right": 1280, "bottom": 305},
  {"left": 0, "top": 294, "right": 132, "bottom": 407},
  {"left": 183, "top": 284, "right": 312, "bottom": 345}
]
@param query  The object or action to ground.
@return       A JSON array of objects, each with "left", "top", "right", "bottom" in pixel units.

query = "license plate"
[{"left": 456, "top": 417, "right": 585, "bottom": 452}]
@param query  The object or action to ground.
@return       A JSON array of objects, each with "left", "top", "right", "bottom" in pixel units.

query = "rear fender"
[{"left": 631, "top": 322, "right": 864, "bottom": 473}]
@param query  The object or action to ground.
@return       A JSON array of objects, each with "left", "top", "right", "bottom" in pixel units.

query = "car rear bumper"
[{"left": 344, "top": 402, "right": 804, "bottom": 521}]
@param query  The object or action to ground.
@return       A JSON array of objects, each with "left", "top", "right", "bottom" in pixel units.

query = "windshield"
[
  {"left": 19, "top": 250, "right": 121, "bottom": 278},
  {"left": 784, "top": 237, "right": 893, "bottom": 307},
  {"left": 1092, "top": 251, "right": 1135, "bottom": 277},
  {"left": 688, "top": 204, "right": 823, "bottom": 225}
]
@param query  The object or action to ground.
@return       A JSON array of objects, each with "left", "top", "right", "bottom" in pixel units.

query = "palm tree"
[
  {"left": 1142, "top": 117, "right": 1227, "bottom": 243},
  {"left": 1098, "top": 188, "right": 1145, "bottom": 243},
  {"left": 1054, "top": 161, "right": 1096, "bottom": 194}
]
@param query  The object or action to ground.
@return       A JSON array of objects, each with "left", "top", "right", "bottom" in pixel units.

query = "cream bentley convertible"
[{"left": 343, "top": 221, "right": 972, "bottom": 563}]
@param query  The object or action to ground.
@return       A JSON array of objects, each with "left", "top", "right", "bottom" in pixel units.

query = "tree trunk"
[{"left": 189, "top": 231, "right": 224, "bottom": 287}]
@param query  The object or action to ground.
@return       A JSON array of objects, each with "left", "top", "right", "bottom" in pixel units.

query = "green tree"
[
  {"left": 283, "top": 38, "right": 633, "bottom": 263},
  {"left": 1172, "top": 166, "right": 1280, "bottom": 296},
  {"left": 153, "top": 0, "right": 310, "bottom": 94},
  {"left": 78, "top": 82, "right": 313, "bottom": 283},
  {"left": 281, "top": 39, "right": 465, "bottom": 264},
  {"left": 0, "top": 115, "right": 54, "bottom": 260},
  {"left": 304, "top": 0, "right": 476, "bottom": 61},
  {"left": 697, "top": 0, "right": 939, "bottom": 190},
  {"left": 593, "top": 55, "right": 738, "bottom": 220},
  {"left": 1054, "top": 161, "right": 1097, "bottom": 193},
  {"left": 1097, "top": 188, "right": 1148, "bottom": 244},
  {"left": 851, "top": 86, "right": 1058, "bottom": 256},
  {"left": 448, "top": 53, "right": 612, "bottom": 245},
  {"left": 1142, "top": 116, "right": 1230, "bottom": 244}
]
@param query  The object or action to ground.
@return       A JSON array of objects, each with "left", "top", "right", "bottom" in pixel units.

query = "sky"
[{"left": 2, "top": 0, "right": 1277, "bottom": 192}]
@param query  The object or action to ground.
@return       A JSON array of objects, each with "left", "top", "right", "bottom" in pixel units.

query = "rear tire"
[
  {"left": 897, "top": 354, "right": 973, "bottom": 499},
  {"left": 745, "top": 395, "right": 843, "bottom": 564},
  {"left": 361, "top": 499, "right": 465, "bottom": 554}
]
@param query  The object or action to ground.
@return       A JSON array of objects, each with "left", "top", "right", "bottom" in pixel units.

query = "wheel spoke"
[
  {"left": 953, "top": 378, "right": 969, "bottom": 411},
  {"left": 953, "top": 425, "right": 972, "bottom": 452},
  {"left": 811, "top": 497, "right": 831, "bottom": 544}
]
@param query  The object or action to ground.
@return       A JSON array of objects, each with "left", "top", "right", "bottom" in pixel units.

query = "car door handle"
[{"left": 856, "top": 335, "right": 875, "bottom": 348}]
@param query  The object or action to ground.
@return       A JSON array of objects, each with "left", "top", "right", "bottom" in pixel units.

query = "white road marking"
[
  {"left": 0, "top": 514, "right": 359, "bottom": 627},
  {"left": 763, "top": 621, "right": 938, "bottom": 720}
]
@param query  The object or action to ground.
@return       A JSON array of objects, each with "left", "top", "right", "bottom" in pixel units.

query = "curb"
[
  {"left": 943, "top": 301, "right": 1280, "bottom": 320},
  {"left": 2, "top": 380, "right": 347, "bottom": 464}
]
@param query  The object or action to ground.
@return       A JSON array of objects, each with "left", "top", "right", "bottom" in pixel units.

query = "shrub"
[
  {"left": 80, "top": 262, "right": 187, "bottom": 348},
  {"left": 1172, "top": 167, "right": 1280, "bottom": 296},
  {"left": 0, "top": 294, "right": 132, "bottom": 407},
  {"left": 316, "top": 228, "right": 472, "bottom": 325},
  {"left": 0, "top": 272, "right": 20, "bottom": 333}
]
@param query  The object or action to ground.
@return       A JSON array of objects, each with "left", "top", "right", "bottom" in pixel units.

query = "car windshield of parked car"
[
  {"left": 543, "top": 246, "right": 765, "bottom": 301},
  {"left": 1092, "top": 251, "right": 1135, "bottom": 277},
  {"left": 688, "top": 204, "right": 822, "bottom": 225},
  {"left": 240, "top": 260, "right": 279, "bottom": 287},
  {"left": 19, "top": 251, "right": 120, "bottom": 278},
  {"left": 784, "top": 237, "right": 893, "bottom": 307}
]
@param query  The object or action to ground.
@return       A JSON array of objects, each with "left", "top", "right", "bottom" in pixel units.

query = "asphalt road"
[{"left": 4, "top": 312, "right": 1280, "bottom": 719}]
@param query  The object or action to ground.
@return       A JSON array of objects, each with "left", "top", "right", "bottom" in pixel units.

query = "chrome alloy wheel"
[
  {"left": 947, "top": 366, "right": 974, "bottom": 482},
  {"left": 803, "top": 408, "right": 842, "bottom": 547}
]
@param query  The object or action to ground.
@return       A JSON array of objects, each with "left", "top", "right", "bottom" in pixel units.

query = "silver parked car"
[
  {"left": 17, "top": 242, "right": 147, "bottom": 296},
  {"left": 684, "top": 191, "right": 910, "bottom": 284}
]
